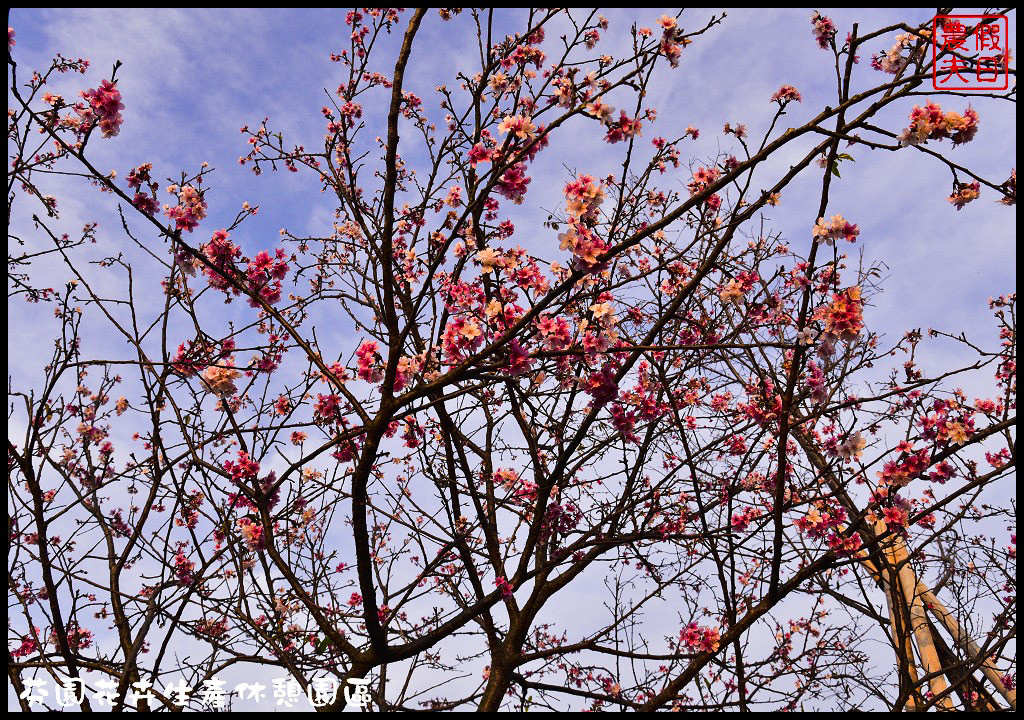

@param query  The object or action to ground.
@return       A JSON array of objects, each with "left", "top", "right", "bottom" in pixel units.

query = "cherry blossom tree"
[{"left": 8, "top": 9, "right": 1016, "bottom": 712}]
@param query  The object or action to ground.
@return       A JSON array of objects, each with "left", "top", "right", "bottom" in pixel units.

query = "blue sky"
[
  {"left": 8, "top": 8, "right": 1016, "bottom": 711},
  {"left": 9, "top": 8, "right": 1015, "bottom": 379}
]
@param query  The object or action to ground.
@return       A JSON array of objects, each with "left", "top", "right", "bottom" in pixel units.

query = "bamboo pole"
[
  {"left": 793, "top": 431, "right": 1013, "bottom": 710},
  {"left": 881, "top": 526, "right": 953, "bottom": 710},
  {"left": 876, "top": 561, "right": 920, "bottom": 710},
  {"left": 861, "top": 527, "right": 1015, "bottom": 710},
  {"left": 916, "top": 582, "right": 1016, "bottom": 709}
]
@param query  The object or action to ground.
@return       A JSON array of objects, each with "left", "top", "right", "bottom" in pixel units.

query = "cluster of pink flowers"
[
  {"left": 126, "top": 163, "right": 159, "bottom": 215},
  {"left": 79, "top": 79, "right": 124, "bottom": 138},
  {"left": 536, "top": 314, "right": 573, "bottom": 350},
  {"left": 173, "top": 547, "right": 196, "bottom": 586},
  {"left": 929, "top": 459, "right": 957, "bottom": 483},
  {"left": 719, "top": 279, "right": 747, "bottom": 306},
  {"left": 770, "top": 84, "right": 802, "bottom": 104},
  {"left": 503, "top": 340, "right": 533, "bottom": 376},
  {"left": 834, "top": 530, "right": 864, "bottom": 556},
  {"left": 442, "top": 316, "right": 485, "bottom": 363},
  {"left": 920, "top": 398, "right": 976, "bottom": 446},
  {"left": 482, "top": 111, "right": 550, "bottom": 205},
  {"left": 810, "top": 11, "right": 836, "bottom": 50},
  {"left": 225, "top": 464, "right": 280, "bottom": 511},
  {"left": 651, "top": 136, "right": 682, "bottom": 173},
  {"left": 200, "top": 357, "right": 241, "bottom": 397},
  {"left": 495, "top": 162, "right": 531, "bottom": 204},
  {"left": 948, "top": 181, "right": 981, "bottom": 210},
  {"left": 587, "top": 90, "right": 621, "bottom": 121},
  {"left": 492, "top": 118, "right": 548, "bottom": 199},
  {"left": 609, "top": 403, "right": 640, "bottom": 443},
  {"left": 194, "top": 617, "right": 229, "bottom": 639},
  {"left": 723, "top": 123, "right": 746, "bottom": 141},
  {"left": 497, "top": 114, "right": 537, "bottom": 142},
  {"left": 494, "top": 576, "right": 515, "bottom": 598},
  {"left": 10, "top": 635, "right": 38, "bottom": 659},
  {"left": 313, "top": 393, "right": 343, "bottom": 424},
  {"left": 718, "top": 271, "right": 759, "bottom": 306},
  {"left": 244, "top": 248, "right": 290, "bottom": 306},
  {"left": 501, "top": 31, "right": 546, "bottom": 70},
  {"left": 400, "top": 417, "right": 423, "bottom": 448},
  {"left": 709, "top": 391, "right": 731, "bottom": 413},
  {"left": 604, "top": 111, "right": 643, "bottom": 144},
  {"left": 332, "top": 432, "right": 364, "bottom": 463},
  {"left": 582, "top": 363, "right": 620, "bottom": 407},
  {"left": 815, "top": 286, "right": 864, "bottom": 343},
  {"left": 836, "top": 431, "right": 867, "bottom": 462},
  {"left": 730, "top": 505, "right": 763, "bottom": 532},
  {"left": 657, "top": 14, "right": 687, "bottom": 67},
  {"left": 492, "top": 468, "right": 521, "bottom": 493},
  {"left": 164, "top": 185, "right": 208, "bottom": 233},
  {"left": 880, "top": 502, "right": 911, "bottom": 532},
  {"left": 876, "top": 446, "right": 931, "bottom": 493},
  {"left": 687, "top": 165, "right": 722, "bottom": 213},
  {"left": 558, "top": 224, "right": 610, "bottom": 268},
  {"left": 551, "top": 74, "right": 576, "bottom": 108},
  {"left": 176, "top": 491, "right": 203, "bottom": 530},
  {"left": 564, "top": 174, "right": 605, "bottom": 220},
  {"left": 811, "top": 213, "right": 859, "bottom": 246},
  {"left": 194, "top": 228, "right": 291, "bottom": 306},
  {"left": 356, "top": 340, "right": 384, "bottom": 383},
  {"left": 273, "top": 394, "right": 290, "bottom": 416},
  {"left": 393, "top": 355, "right": 420, "bottom": 393},
  {"left": 581, "top": 316, "right": 619, "bottom": 359},
  {"left": 556, "top": 174, "right": 614, "bottom": 268},
  {"left": 620, "top": 363, "right": 672, "bottom": 423},
  {"left": 737, "top": 378, "right": 784, "bottom": 429},
  {"left": 805, "top": 359, "right": 827, "bottom": 403},
  {"left": 794, "top": 501, "right": 844, "bottom": 539},
  {"left": 236, "top": 518, "right": 265, "bottom": 552},
  {"left": 473, "top": 247, "right": 501, "bottom": 274},
  {"left": 467, "top": 142, "right": 490, "bottom": 166},
  {"left": 202, "top": 229, "right": 242, "bottom": 293},
  {"left": 871, "top": 33, "right": 917, "bottom": 74},
  {"left": 399, "top": 90, "right": 421, "bottom": 119},
  {"left": 51, "top": 624, "right": 94, "bottom": 652},
  {"left": 443, "top": 185, "right": 463, "bottom": 208},
  {"left": 679, "top": 622, "right": 721, "bottom": 653},
  {"left": 899, "top": 102, "right": 979, "bottom": 147},
  {"left": 223, "top": 450, "right": 260, "bottom": 486},
  {"left": 724, "top": 433, "right": 747, "bottom": 456},
  {"left": 172, "top": 337, "right": 234, "bottom": 377}
]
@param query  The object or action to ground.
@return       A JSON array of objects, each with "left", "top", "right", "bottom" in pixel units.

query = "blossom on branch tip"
[
  {"left": 355, "top": 340, "right": 384, "bottom": 384},
  {"left": 811, "top": 214, "right": 859, "bottom": 246},
  {"left": 201, "top": 358, "right": 241, "bottom": 398},
  {"left": 899, "top": 102, "right": 979, "bottom": 147},
  {"left": 948, "top": 182, "right": 980, "bottom": 210},
  {"left": 810, "top": 11, "right": 836, "bottom": 49},
  {"left": 770, "top": 84, "right": 802, "bottom": 104},
  {"left": 79, "top": 80, "right": 123, "bottom": 138}
]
